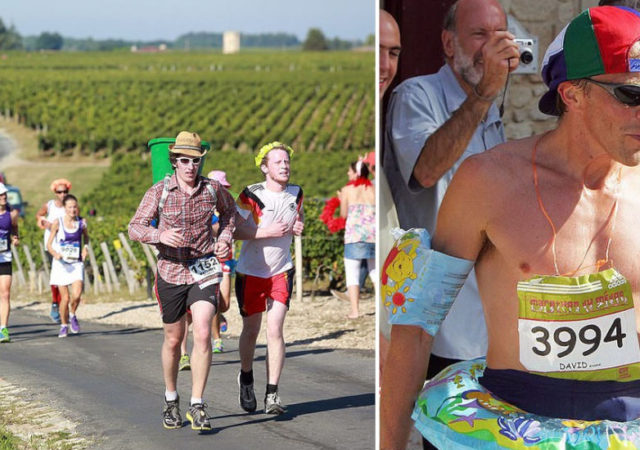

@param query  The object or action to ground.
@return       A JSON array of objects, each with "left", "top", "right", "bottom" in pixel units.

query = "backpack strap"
[
  {"left": 204, "top": 178, "right": 217, "bottom": 205},
  {"left": 157, "top": 175, "right": 171, "bottom": 225}
]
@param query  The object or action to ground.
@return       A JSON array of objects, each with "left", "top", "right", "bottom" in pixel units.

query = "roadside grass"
[
  {"left": 0, "top": 381, "right": 92, "bottom": 450},
  {"left": 0, "top": 427, "right": 20, "bottom": 450}
]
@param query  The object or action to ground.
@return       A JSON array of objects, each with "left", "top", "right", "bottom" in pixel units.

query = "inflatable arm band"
[{"left": 382, "top": 228, "right": 473, "bottom": 336}]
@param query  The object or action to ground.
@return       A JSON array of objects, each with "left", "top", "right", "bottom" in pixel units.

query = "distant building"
[
  {"left": 223, "top": 31, "right": 240, "bottom": 54},
  {"left": 131, "top": 44, "right": 168, "bottom": 53}
]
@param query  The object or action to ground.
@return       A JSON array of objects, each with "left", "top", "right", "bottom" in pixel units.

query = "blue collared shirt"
[{"left": 382, "top": 63, "right": 505, "bottom": 360}]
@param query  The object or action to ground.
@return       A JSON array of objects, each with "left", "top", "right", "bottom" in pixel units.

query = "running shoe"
[
  {"left": 58, "top": 325, "right": 68, "bottom": 338},
  {"left": 220, "top": 314, "right": 228, "bottom": 333},
  {"left": 186, "top": 403, "right": 212, "bottom": 431},
  {"left": 264, "top": 392, "right": 286, "bottom": 415},
  {"left": 70, "top": 316, "right": 80, "bottom": 334},
  {"left": 212, "top": 339, "right": 223, "bottom": 353},
  {"left": 162, "top": 396, "right": 182, "bottom": 429},
  {"left": 50, "top": 303, "right": 61, "bottom": 324},
  {"left": 0, "top": 328, "right": 10, "bottom": 343},
  {"left": 179, "top": 354, "right": 191, "bottom": 371},
  {"left": 238, "top": 373, "right": 257, "bottom": 412}
]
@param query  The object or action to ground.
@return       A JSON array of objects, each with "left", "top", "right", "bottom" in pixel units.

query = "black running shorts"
[
  {"left": 0, "top": 262, "right": 12, "bottom": 276},
  {"left": 154, "top": 273, "right": 219, "bottom": 324}
]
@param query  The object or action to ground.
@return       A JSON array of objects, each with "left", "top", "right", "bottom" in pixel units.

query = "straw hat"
[{"left": 169, "top": 131, "right": 207, "bottom": 157}]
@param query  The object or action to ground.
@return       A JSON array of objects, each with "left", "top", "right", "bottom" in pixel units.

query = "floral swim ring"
[{"left": 413, "top": 358, "right": 640, "bottom": 449}]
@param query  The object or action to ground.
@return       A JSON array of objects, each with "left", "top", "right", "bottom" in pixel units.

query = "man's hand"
[
  {"left": 262, "top": 221, "right": 289, "bottom": 238},
  {"left": 214, "top": 240, "right": 230, "bottom": 259},
  {"left": 474, "top": 31, "right": 520, "bottom": 100},
  {"left": 292, "top": 215, "right": 304, "bottom": 236},
  {"left": 159, "top": 228, "right": 183, "bottom": 248}
]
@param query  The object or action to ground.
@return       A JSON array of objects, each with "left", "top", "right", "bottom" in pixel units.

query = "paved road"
[{"left": 0, "top": 305, "right": 375, "bottom": 449}]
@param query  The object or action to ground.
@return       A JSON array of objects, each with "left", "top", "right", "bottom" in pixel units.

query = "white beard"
[{"left": 452, "top": 36, "right": 483, "bottom": 87}]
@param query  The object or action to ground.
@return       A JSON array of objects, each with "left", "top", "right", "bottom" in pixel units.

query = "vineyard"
[
  {"left": 3, "top": 49, "right": 375, "bottom": 290},
  {"left": 0, "top": 50, "right": 373, "bottom": 154}
]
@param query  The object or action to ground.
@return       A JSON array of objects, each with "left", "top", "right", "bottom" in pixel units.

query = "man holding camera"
[{"left": 382, "top": 1, "right": 519, "bottom": 447}]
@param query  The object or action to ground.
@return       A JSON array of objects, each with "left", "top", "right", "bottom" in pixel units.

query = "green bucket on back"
[{"left": 147, "top": 137, "right": 210, "bottom": 184}]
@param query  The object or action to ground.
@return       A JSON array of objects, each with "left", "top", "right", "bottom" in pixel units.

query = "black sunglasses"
[
  {"left": 584, "top": 78, "right": 640, "bottom": 107},
  {"left": 177, "top": 157, "right": 201, "bottom": 165},
  {"left": 56, "top": 190, "right": 69, "bottom": 194}
]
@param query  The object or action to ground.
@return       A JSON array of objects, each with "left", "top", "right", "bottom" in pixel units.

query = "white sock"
[
  {"left": 70, "top": 313, "right": 76, "bottom": 318},
  {"left": 165, "top": 390, "right": 178, "bottom": 402},
  {"left": 0, "top": 326, "right": 6, "bottom": 331},
  {"left": 191, "top": 397, "right": 203, "bottom": 406}
]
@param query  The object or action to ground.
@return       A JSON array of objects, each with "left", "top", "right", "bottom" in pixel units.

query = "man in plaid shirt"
[{"left": 129, "top": 131, "right": 235, "bottom": 431}]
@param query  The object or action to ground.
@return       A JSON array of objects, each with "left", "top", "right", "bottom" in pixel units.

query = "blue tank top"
[{"left": 0, "top": 209, "right": 11, "bottom": 255}]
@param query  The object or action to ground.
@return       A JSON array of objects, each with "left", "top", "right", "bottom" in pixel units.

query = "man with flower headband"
[
  {"left": 382, "top": 6, "right": 640, "bottom": 449},
  {"left": 129, "top": 131, "right": 236, "bottom": 431},
  {"left": 234, "top": 141, "right": 304, "bottom": 415}
]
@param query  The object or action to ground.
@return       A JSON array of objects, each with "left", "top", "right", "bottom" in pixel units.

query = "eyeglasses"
[
  {"left": 177, "top": 157, "right": 201, "bottom": 166},
  {"left": 56, "top": 190, "right": 69, "bottom": 194},
  {"left": 584, "top": 78, "right": 640, "bottom": 107}
]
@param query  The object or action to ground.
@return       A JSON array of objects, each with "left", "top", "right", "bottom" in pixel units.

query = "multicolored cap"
[
  {"left": 539, "top": 6, "right": 640, "bottom": 116},
  {"left": 254, "top": 141, "right": 294, "bottom": 167}
]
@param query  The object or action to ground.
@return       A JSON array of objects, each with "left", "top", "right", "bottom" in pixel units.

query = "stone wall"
[{"left": 502, "top": 0, "right": 598, "bottom": 139}]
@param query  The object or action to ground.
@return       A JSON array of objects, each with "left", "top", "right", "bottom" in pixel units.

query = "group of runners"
[
  {"left": 0, "top": 178, "right": 89, "bottom": 343},
  {"left": 128, "top": 131, "right": 303, "bottom": 430}
]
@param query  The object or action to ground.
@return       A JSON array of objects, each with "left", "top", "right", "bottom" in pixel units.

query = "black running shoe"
[
  {"left": 238, "top": 373, "right": 257, "bottom": 412},
  {"left": 186, "top": 403, "right": 212, "bottom": 431},
  {"left": 162, "top": 397, "right": 182, "bottom": 429}
]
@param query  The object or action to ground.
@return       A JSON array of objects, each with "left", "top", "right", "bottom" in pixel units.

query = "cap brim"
[{"left": 538, "top": 89, "right": 560, "bottom": 116}]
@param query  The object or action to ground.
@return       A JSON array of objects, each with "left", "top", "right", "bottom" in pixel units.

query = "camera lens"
[{"left": 520, "top": 49, "right": 534, "bottom": 65}]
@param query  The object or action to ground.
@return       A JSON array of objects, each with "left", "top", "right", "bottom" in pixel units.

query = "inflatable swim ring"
[{"left": 413, "top": 358, "right": 640, "bottom": 449}]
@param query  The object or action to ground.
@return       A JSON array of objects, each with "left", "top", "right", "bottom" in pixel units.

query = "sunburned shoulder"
[{"left": 446, "top": 136, "right": 538, "bottom": 207}]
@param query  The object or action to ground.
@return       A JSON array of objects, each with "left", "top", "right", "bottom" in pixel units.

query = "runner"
[
  {"left": 36, "top": 178, "right": 73, "bottom": 324},
  {"left": 234, "top": 141, "right": 304, "bottom": 415},
  {"left": 208, "top": 170, "right": 235, "bottom": 353},
  {"left": 178, "top": 170, "right": 235, "bottom": 371},
  {"left": 0, "top": 183, "right": 19, "bottom": 343},
  {"left": 46, "top": 194, "right": 89, "bottom": 338},
  {"left": 128, "top": 131, "right": 236, "bottom": 431}
]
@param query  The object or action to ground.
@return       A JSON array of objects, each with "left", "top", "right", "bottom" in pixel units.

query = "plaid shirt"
[{"left": 128, "top": 174, "right": 235, "bottom": 285}]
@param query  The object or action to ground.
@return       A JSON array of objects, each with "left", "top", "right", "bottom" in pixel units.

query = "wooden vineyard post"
[
  {"left": 113, "top": 239, "right": 137, "bottom": 294},
  {"left": 22, "top": 245, "right": 37, "bottom": 292},
  {"left": 118, "top": 232, "right": 138, "bottom": 263},
  {"left": 140, "top": 243, "right": 157, "bottom": 274},
  {"left": 85, "top": 243, "right": 103, "bottom": 295},
  {"left": 102, "top": 261, "right": 113, "bottom": 293},
  {"left": 295, "top": 235, "right": 303, "bottom": 303},
  {"left": 39, "top": 242, "right": 50, "bottom": 277},
  {"left": 100, "top": 242, "right": 120, "bottom": 290},
  {"left": 11, "top": 246, "right": 26, "bottom": 288}
]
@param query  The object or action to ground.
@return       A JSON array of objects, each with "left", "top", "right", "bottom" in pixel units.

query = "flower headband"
[{"left": 254, "top": 141, "right": 294, "bottom": 167}]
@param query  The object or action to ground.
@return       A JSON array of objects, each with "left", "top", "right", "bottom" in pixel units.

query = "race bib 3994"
[{"left": 517, "top": 268, "right": 640, "bottom": 381}]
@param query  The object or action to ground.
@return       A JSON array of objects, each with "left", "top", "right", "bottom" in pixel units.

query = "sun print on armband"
[{"left": 385, "top": 286, "right": 415, "bottom": 315}]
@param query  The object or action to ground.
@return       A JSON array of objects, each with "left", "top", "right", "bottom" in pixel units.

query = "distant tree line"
[{"left": 0, "top": 16, "right": 368, "bottom": 52}]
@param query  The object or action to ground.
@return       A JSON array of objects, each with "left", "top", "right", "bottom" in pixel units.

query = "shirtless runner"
[{"left": 381, "top": 6, "right": 640, "bottom": 449}]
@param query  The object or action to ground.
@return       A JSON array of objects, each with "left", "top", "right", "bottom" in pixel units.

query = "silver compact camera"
[
  {"left": 513, "top": 38, "right": 538, "bottom": 74},
  {"left": 515, "top": 38, "right": 534, "bottom": 65}
]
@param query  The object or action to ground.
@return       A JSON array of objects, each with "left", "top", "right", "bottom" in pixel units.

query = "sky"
[{"left": 1, "top": 0, "right": 374, "bottom": 42}]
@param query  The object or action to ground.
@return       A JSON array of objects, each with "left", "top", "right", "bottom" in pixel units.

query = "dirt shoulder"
[{"left": 13, "top": 292, "right": 375, "bottom": 352}]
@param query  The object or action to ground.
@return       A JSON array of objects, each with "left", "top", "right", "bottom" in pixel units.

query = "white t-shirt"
[
  {"left": 236, "top": 182, "right": 303, "bottom": 278},
  {"left": 43, "top": 200, "right": 66, "bottom": 251}
]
